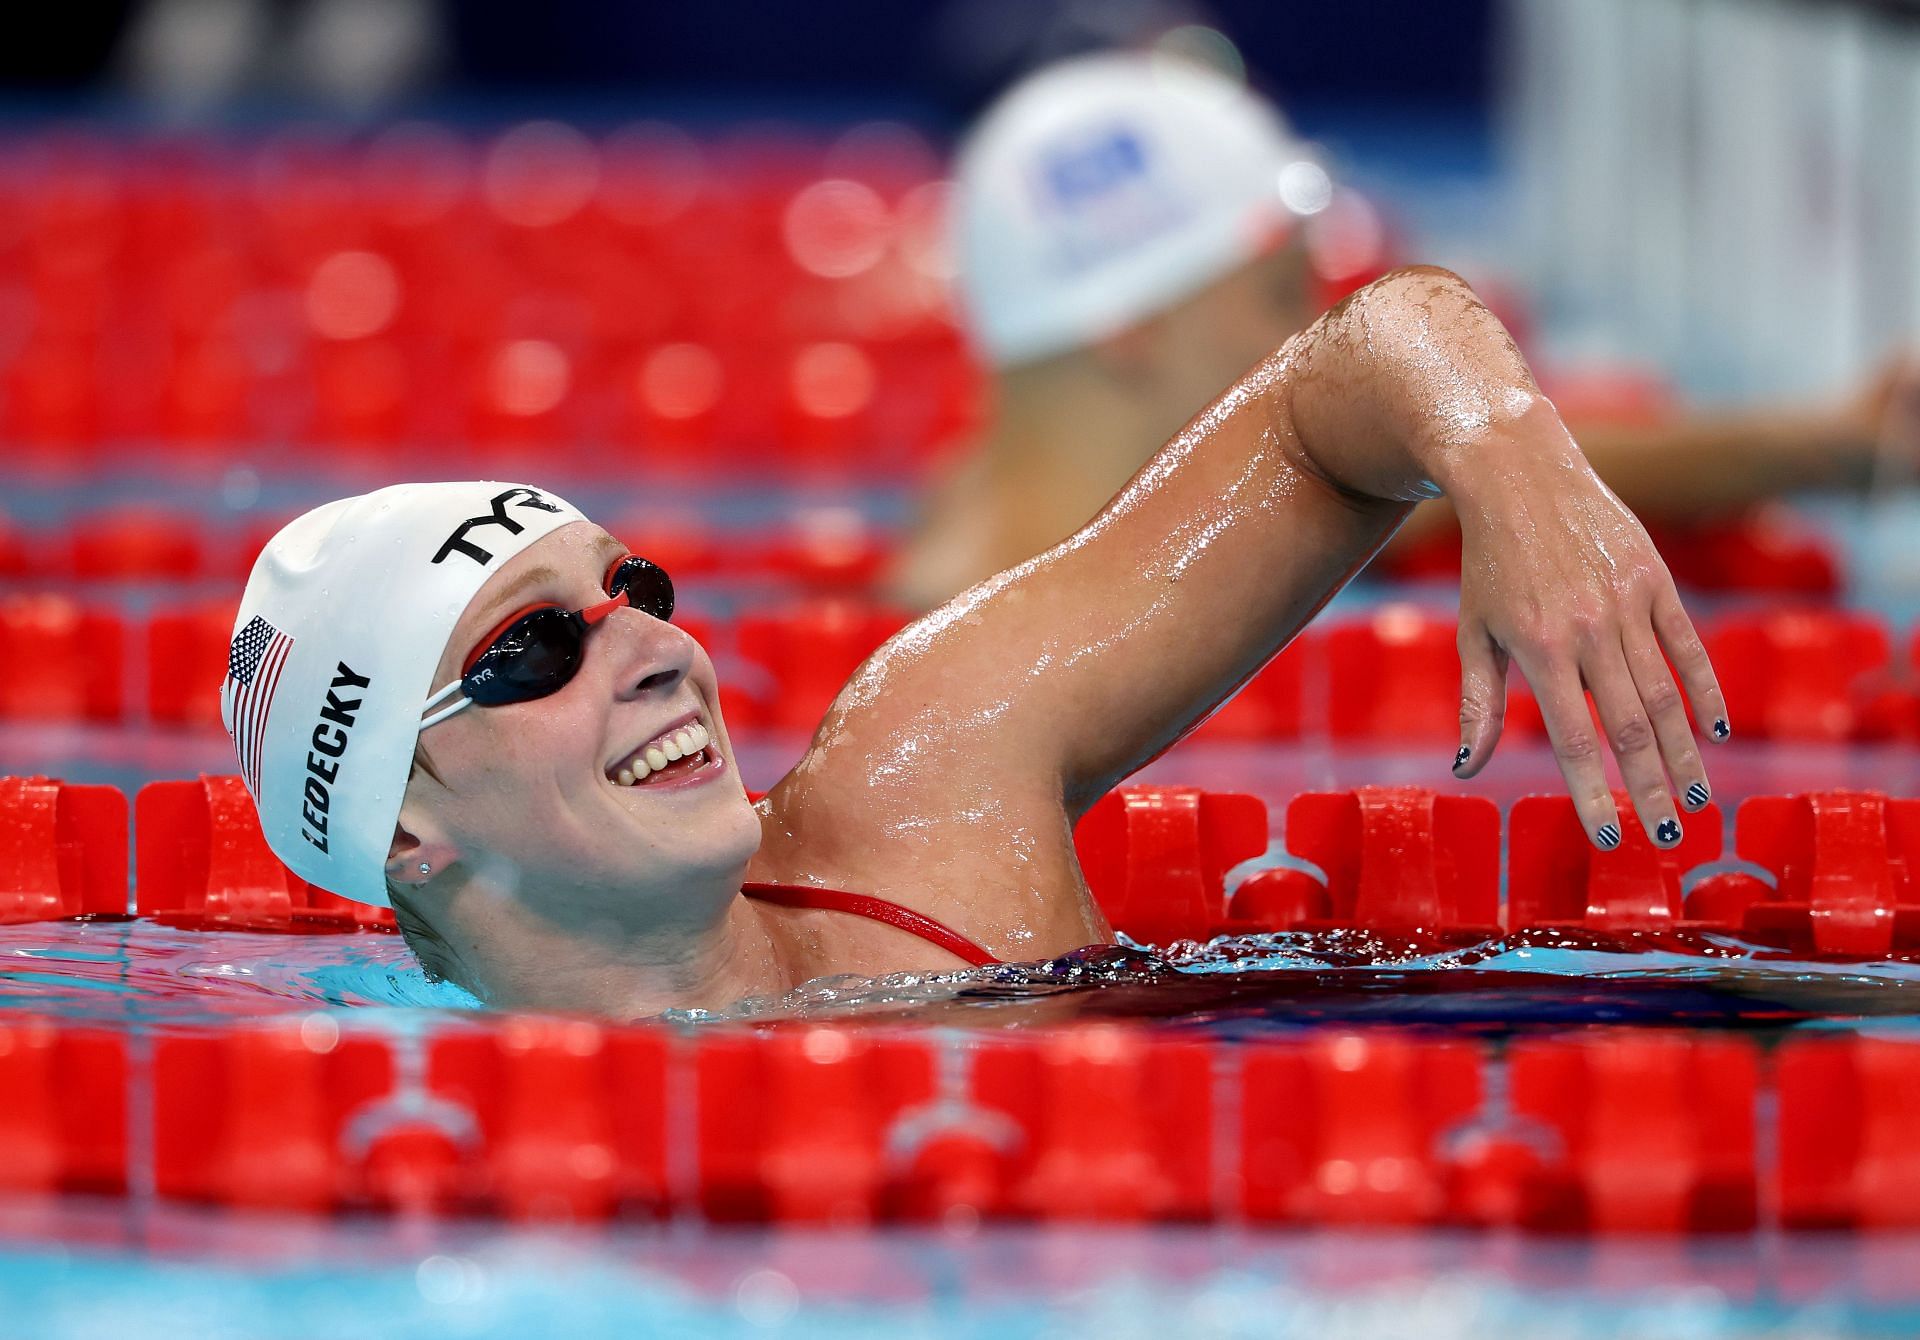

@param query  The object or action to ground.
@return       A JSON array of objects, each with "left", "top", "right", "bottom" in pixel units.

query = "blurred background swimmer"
[{"left": 891, "top": 50, "right": 1920, "bottom": 609}]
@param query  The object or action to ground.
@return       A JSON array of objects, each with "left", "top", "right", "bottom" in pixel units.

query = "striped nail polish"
[
  {"left": 1712, "top": 718, "right": 1731, "bottom": 741},
  {"left": 1453, "top": 745, "right": 1471, "bottom": 771},
  {"left": 1595, "top": 823, "right": 1621, "bottom": 850},
  {"left": 1656, "top": 817, "right": 1682, "bottom": 846},
  {"left": 1684, "top": 781, "right": 1710, "bottom": 810}
]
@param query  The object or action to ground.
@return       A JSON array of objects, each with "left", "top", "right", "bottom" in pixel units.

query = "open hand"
[{"left": 1448, "top": 453, "right": 1730, "bottom": 850}]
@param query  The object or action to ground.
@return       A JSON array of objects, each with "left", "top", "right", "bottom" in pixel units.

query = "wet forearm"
[{"left": 1282, "top": 267, "right": 1575, "bottom": 510}]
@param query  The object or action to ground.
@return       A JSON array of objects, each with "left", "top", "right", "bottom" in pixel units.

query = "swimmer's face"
[{"left": 396, "top": 521, "right": 762, "bottom": 934}]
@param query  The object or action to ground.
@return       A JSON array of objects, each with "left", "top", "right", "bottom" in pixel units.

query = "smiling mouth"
[{"left": 607, "top": 718, "right": 717, "bottom": 787}]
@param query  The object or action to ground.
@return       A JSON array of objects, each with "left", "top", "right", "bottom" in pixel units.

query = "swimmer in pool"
[
  {"left": 232, "top": 267, "right": 1727, "bottom": 1016},
  {"left": 890, "top": 52, "right": 1920, "bottom": 609}
]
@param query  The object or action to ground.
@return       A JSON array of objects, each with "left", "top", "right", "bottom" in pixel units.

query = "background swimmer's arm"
[
  {"left": 1380, "top": 352, "right": 1920, "bottom": 559},
  {"left": 841, "top": 267, "right": 1729, "bottom": 854}
]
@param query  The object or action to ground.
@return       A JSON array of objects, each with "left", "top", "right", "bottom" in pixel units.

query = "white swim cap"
[
  {"left": 956, "top": 53, "right": 1316, "bottom": 367},
  {"left": 221, "top": 481, "right": 590, "bottom": 906}
]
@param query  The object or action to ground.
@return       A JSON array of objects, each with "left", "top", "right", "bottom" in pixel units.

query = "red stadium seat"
[
  {"left": 968, "top": 1028, "right": 1215, "bottom": 1222},
  {"left": 1650, "top": 509, "right": 1843, "bottom": 597},
  {"left": 427, "top": 1019, "right": 670, "bottom": 1221},
  {"left": 599, "top": 514, "right": 729, "bottom": 581},
  {"left": 694, "top": 1027, "right": 938, "bottom": 1223},
  {"left": 0, "top": 595, "right": 123, "bottom": 721},
  {"left": 1, "top": 337, "right": 102, "bottom": 463},
  {"left": 0, "top": 512, "right": 30, "bottom": 577},
  {"left": 1325, "top": 605, "right": 1461, "bottom": 742},
  {"left": 136, "top": 776, "right": 395, "bottom": 931},
  {"left": 1186, "top": 635, "right": 1315, "bottom": 743},
  {"left": 0, "top": 131, "right": 987, "bottom": 479},
  {"left": 146, "top": 600, "right": 238, "bottom": 729},
  {"left": 1239, "top": 1032, "right": 1482, "bottom": 1225},
  {"left": 0, "top": 775, "right": 127, "bottom": 923},
  {"left": 63, "top": 507, "right": 206, "bottom": 581},
  {"left": 1378, "top": 509, "right": 1841, "bottom": 599},
  {"left": 1506, "top": 1033, "right": 1759, "bottom": 1231},
  {"left": 617, "top": 342, "right": 731, "bottom": 460},
  {"left": 1072, "top": 785, "right": 1269, "bottom": 945},
  {"left": 309, "top": 339, "right": 414, "bottom": 453},
  {"left": 159, "top": 337, "right": 253, "bottom": 447},
  {"left": 1508, "top": 790, "right": 1724, "bottom": 933},
  {"left": 735, "top": 599, "right": 907, "bottom": 732},
  {"left": 1706, "top": 609, "right": 1891, "bottom": 741},
  {"left": 753, "top": 509, "right": 895, "bottom": 591}
]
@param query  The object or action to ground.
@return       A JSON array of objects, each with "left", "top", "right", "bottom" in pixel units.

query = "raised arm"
[{"left": 821, "top": 267, "right": 1728, "bottom": 850}]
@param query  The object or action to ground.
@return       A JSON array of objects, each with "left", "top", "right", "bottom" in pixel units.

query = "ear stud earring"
[{"left": 418, "top": 862, "right": 431, "bottom": 875}]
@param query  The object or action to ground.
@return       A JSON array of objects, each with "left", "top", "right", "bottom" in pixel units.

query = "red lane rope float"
[
  {"left": 0, "top": 1018, "right": 126, "bottom": 1197},
  {"left": 135, "top": 776, "right": 395, "bottom": 932},
  {"left": 7, "top": 773, "right": 1920, "bottom": 1232},
  {"left": 10, "top": 775, "right": 1920, "bottom": 950},
  {"left": 0, "top": 776, "right": 125, "bottom": 925},
  {"left": 0, "top": 1017, "right": 1915, "bottom": 1232}
]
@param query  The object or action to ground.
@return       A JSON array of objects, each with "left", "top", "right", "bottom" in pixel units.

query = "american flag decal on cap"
[{"left": 222, "top": 614, "right": 294, "bottom": 794}]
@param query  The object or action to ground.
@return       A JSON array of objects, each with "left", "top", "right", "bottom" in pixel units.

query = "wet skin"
[{"left": 390, "top": 267, "right": 1728, "bottom": 1017}]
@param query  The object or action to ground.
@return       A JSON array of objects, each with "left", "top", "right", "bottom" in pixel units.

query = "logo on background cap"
[
  {"left": 223, "top": 614, "right": 294, "bottom": 794},
  {"left": 1029, "top": 122, "right": 1189, "bottom": 275},
  {"left": 1038, "top": 125, "right": 1150, "bottom": 209}
]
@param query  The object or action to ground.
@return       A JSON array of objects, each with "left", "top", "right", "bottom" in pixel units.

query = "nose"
[{"left": 598, "top": 605, "right": 696, "bottom": 700}]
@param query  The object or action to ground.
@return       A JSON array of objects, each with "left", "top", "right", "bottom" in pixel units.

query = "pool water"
[
  {"left": 9, "top": 918, "right": 1920, "bottom": 1340},
  {"left": 9, "top": 919, "right": 1920, "bottom": 1036},
  {"left": 7, "top": 1209, "right": 1920, "bottom": 1340}
]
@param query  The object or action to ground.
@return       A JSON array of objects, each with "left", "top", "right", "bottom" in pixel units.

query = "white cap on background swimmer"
[
  {"left": 956, "top": 52, "right": 1314, "bottom": 367},
  {"left": 221, "top": 481, "right": 589, "bottom": 906}
]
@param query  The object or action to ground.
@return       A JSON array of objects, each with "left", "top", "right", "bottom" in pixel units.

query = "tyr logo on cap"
[{"left": 432, "top": 486, "right": 565, "bottom": 566}]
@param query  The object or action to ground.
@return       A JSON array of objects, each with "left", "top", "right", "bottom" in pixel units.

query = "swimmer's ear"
[{"left": 385, "top": 816, "right": 458, "bottom": 888}]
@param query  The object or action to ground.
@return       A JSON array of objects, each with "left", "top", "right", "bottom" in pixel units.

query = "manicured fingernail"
[
  {"left": 1684, "top": 781, "right": 1710, "bottom": 811},
  {"left": 1656, "top": 817, "right": 1683, "bottom": 847},
  {"left": 1453, "top": 745, "right": 1471, "bottom": 772},
  {"left": 1594, "top": 823, "right": 1621, "bottom": 850},
  {"left": 1712, "top": 718, "right": 1731, "bottom": 742}
]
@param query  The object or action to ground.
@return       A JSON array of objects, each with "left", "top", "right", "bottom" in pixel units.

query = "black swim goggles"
[{"left": 420, "top": 554, "right": 674, "bottom": 728}]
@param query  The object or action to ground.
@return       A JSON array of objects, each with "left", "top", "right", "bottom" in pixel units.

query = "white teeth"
[{"left": 609, "top": 719, "right": 714, "bottom": 786}]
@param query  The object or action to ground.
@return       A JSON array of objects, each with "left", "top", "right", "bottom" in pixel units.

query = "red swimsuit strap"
[{"left": 739, "top": 882, "right": 1002, "bottom": 968}]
